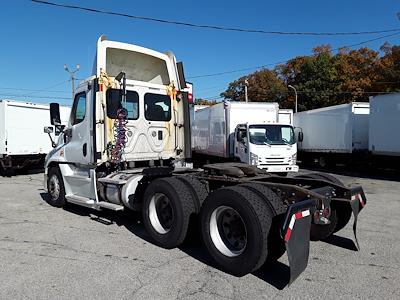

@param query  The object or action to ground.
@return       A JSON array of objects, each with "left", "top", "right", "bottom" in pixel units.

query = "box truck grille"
[{"left": 259, "top": 157, "right": 288, "bottom": 165}]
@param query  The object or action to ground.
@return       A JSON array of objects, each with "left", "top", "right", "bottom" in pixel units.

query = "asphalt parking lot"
[{"left": 1, "top": 170, "right": 399, "bottom": 299}]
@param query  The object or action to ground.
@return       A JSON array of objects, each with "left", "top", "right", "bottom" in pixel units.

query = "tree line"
[{"left": 216, "top": 43, "right": 400, "bottom": 111}]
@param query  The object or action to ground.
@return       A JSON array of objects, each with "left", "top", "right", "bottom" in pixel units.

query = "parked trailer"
[
  {"left": 44, "top": 36, "right": 366, "bottom": 284},
  {"left": 192, "top": 102, "right": 299, "bottom": 174},
  {"left": 369, "top": 93, "right": 400, "bottom": 156},
  {"left": 294, "top": 102, "right": 369, "bottom": 167},
  {"left": 0, "top": 100, "right": 70, "bottom": 175}
]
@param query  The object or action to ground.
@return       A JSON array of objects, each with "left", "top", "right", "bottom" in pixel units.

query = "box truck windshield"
[{"left": 249, "top": 125, "right": 295, "bottom": 146}]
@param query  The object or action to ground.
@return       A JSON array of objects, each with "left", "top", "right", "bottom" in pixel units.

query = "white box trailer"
[
  {"left": 192, "top": 101, "right": 298, "bottom": 173},
  {"left": 369, "top": 93, "right": 400, "bottom": 156},
  {"left": 294, "top": 102, "right": 369, "bottom": 167},
  {"left": 279, "top": 109, "right": 294, "bottom": 125},
  {"left": 0, "top": 100, "right": 70, "bottom": 174}
]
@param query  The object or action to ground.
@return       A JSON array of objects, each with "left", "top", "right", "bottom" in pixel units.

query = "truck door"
[
  {"left": 234, "top": 125, "right": 249, "bottom": 163},
  {"left": 63, "top": 86, "right": 93, "bottom": 165}
]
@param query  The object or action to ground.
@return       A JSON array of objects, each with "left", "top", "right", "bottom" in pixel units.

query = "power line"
[
  {"left": 189, "top": 32, "right": 400, "bottom": 79},
  {"left": 25, "top": 80, "right": 71, "bottom": 97},
  {"left": 0, "top": 87, "right": 69, "bottom": 93},
  {"left": 31, "top": 0, "right": 400, "bottom": 37},
  {"left": 0, "top": 93, "right": 70, "bottom": 100}
]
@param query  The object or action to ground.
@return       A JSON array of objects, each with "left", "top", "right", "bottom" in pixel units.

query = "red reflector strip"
[
  {"left": 284, "top": 209, "right": 310, "bottom": 242},
  {"left": 99, "top": 84, "right": 103, "bottom": 92},
  {"left": 352, "top": 193, "right": 365, "bottom": 207}
]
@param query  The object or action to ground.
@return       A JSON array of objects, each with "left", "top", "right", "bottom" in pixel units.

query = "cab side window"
[{"left": 71, "top": 92, "right": 86, "bottom": 125}]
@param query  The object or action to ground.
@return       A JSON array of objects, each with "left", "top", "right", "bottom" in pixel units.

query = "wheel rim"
[
  {"left": 48, "top": 174, "right": 60, "bottom": 200},
  {"left": 209, "top": 206, "right": 247, "bottom": 257},
  {"left": 148, "top": 193, "right": 174, "bottom": 234}
]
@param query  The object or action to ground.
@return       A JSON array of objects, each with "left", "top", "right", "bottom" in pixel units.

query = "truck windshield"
[{"left": 249, "top": 125, "right": 295, "bottom": 145}]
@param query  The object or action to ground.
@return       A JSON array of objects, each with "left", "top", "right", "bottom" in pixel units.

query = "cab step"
[
  {"left": 98, "top": 201, "right": 125, "bottom": 211},
  {"left": 65, "top": 194, "right": 96, "bottom": 208}
]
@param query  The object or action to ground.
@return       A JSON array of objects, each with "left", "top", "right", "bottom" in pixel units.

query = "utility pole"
[
  {"left": 244, "top": 78, "right": 249, "bottom": 102},
  {"left": 64, "top": 64, "right": 80, "bottom": 98},
  {"left": 288, "top": 85, "right": 298, "bottom": 113}
]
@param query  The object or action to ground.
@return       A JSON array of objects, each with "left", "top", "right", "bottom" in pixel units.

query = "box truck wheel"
[
  {"left": 142, "top": 177, "right": 195, "bottom": 249},
  {"left": 200, "top": 186, "right": 273, "bottom": 276},
  {"left": 47, "top": 167, "right": 66, "bottom": 207}
]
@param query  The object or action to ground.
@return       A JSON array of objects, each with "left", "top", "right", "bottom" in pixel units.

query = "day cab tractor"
[{"left": 44, "top": 35, "right": 366, "bottom": 285}]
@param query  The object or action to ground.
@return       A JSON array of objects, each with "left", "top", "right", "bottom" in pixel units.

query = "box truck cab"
[
  {"left": 235, "top": 121, "right": 298, "bottom": 173},
  {"left": 192, "top": 102, "right": 299, "bottom": 174}
]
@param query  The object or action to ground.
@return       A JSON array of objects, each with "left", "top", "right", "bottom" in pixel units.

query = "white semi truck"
[
  {"left": 294, "top": 102, "right": 370, "bottom": 167},
  {"left": 191, "top": 102, "right": 299, "bottom": 174},
  {"left": 0, "top": 99, "right": 70, "bottom": 175},
  {"left": 43, "top": 35, "right": 367, "bottom": 284}
]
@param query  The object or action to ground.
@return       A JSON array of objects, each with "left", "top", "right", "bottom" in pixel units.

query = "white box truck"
[
  {"left": 369, "top": 93, "right": 400, "bottom": 157},
  {"left": 0, "top": 100, "right": 70, "bottom": 175},
  {"left": 192, "top": 102, "right": 298, "bottom": 174},
  {"left": 294, "top": 102, "right": 369, "bottom": 167}
]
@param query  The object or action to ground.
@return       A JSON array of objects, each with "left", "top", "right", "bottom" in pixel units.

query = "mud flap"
[
  {"left": 349, "top": 186, "right": 367, "bottom": 250},
  {"left": 282, "top": 199, "right": 314, "bottom": 285}
]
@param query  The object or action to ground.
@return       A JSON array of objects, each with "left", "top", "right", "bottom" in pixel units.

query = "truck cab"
[
  {"left": 234, "top": 122, "right": 298, "bottom": 173},
  {"left": 45, "top": 35, "right": 191, "bottom": 205}
]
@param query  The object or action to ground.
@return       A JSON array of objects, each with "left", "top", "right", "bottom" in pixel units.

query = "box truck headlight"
[
  {"left": 250, "top": 152, "right": 259, "bottom": 165},
  {"left": 291, "top": 153, "right": 297, "bottom": 164}
]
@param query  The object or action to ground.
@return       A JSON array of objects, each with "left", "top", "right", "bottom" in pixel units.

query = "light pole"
[
  {"left": 288, "top": 84, "right": 298, "bottom": 113},
  {"left": 244, "top": 78, "right": 249, "bottom": 102},
  {"left": 64, "top": 64, "right": 80, "bottom": 98}
]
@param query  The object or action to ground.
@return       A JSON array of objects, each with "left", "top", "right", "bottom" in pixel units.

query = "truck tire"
[
  {"left": 239, "top": 183, "right": 287, "bottom": 261},
  {"left": 142, "top": 177, "right": 196, "bottom": 249},
  {"left": 296, "top": 172, "right": 350, "bottom": 240},
  {"left": 175, "top": 175, "right": 208, "bottom": 213},
  {"left": 299, "top": 173, "right": 352, "bottom": 234},
  {"left": 47, "top": 167, "right": 66, "bottom": 207},
  {"left": 313, "top": 174, "right": 353, "bottom": 234},
  {"left": 200, "top": 186, "right": 273, "bottom": 276}
]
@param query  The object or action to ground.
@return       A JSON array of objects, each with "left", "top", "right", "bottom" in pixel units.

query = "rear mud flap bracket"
[{"left": 349, "top": 187, "right": 367, "bottom": 250}]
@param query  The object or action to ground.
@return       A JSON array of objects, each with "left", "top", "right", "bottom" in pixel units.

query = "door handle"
[{"left": 83, "top": 143, "right": 87, "bottom": 157}]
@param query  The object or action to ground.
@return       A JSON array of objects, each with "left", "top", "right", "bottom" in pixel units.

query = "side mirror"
[
  {"left": 50, "top": 103, "right": 61, "bottom": 125},
  {"left": 298, "top": 132, "right": 304, "bottom": 142},
  {"left": 44, "top": 126, "right": 54, "bottom": 134}
]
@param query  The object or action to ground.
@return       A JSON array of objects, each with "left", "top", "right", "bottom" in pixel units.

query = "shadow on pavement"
[
  {"left": 321, "top": 234, "right": 358, "bottom": 251},
  {"left": 38, "top": 194, "right": 292, "bottom": 290},
  {"left": 299, "top": 164, "right": 400, "bottom": 182}
]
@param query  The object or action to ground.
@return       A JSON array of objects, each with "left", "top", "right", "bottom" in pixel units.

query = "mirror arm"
[{"left": 46, "top": 132, "right": 56, "bottom": 148}]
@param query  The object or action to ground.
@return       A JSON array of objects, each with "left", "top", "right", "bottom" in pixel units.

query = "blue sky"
[{"left": 0, "top": 0, "right": 399, "bottom": 105}]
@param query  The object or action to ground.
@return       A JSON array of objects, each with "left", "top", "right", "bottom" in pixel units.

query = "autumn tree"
[
  {"left": 221, "top": 42, "right": 400, "bottom": 111},
  {"left": 194, "top": 98, "right": 217, "bottom": 106},
  {"left": 220, "top": 69, "right": 287, "bottom": 105}
]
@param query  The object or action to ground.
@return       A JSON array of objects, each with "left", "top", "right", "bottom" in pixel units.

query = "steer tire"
[
  {"left": 142, "top": 177, "right": 195, "bottom": 249},
  {"left": 239, "top": 183, "right": 287, "bottom": 261},
  {"left": 200, "top": 186, "right": 274, "bottom": 276},
  {"left": 47, "top": 167, "right": 66, "bottom": 208}
]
